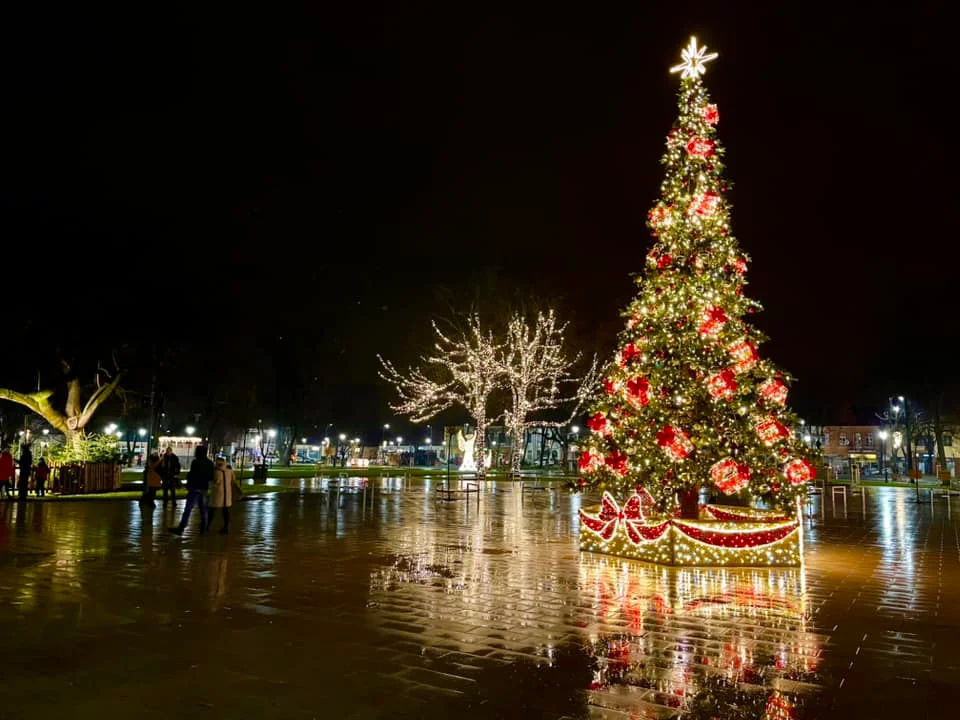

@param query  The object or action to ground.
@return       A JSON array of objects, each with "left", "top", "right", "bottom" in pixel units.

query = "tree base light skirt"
[{"left": 579, "top": 494, "right": 801, "bottom": 567}]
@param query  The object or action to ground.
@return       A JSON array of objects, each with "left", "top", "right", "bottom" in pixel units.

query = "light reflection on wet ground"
[{"left": 0, "top": 480, "right": 958, "bottom": 718}]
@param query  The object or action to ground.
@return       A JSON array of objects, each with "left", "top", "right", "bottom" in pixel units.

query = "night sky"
[{"left": 2, "top": 3, "right": 956, "bottom": 437}]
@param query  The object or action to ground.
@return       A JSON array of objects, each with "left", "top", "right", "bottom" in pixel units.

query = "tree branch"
[
  {"left": 77, "top": 371, "right": 125, "bottom": 430},
  {"left": 0, "top": 387, "right": 70, "bottom": 432}
]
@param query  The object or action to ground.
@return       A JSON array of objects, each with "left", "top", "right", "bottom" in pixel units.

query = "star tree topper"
[{"left": 669, "top": 36, "right": 718, "bottom": 79}]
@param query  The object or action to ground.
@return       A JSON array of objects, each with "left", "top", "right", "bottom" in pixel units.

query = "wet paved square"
[{"left": 1, "top": 480, "right": 959, "bottom": 718}]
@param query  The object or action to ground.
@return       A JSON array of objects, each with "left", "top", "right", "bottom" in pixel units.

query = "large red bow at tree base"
[{"left": 580, "top": 492, "right": 670, "bottom": 545}]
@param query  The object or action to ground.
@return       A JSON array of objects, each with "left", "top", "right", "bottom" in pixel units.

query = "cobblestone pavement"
[{"left": 1, "top": 479, "right": 959, "bottom": 719}]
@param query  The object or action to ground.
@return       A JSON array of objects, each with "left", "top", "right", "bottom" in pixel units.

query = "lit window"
[
  {"left": 839, "top": 432, "right": 848, "bottom": 447},
  {"left": 854, "top": 432, "right": 862, "bottom": 449}
]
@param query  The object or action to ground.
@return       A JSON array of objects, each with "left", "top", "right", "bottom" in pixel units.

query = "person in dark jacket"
[
  {"left": 17, "top": 444, "right": 33, "bottom": 501},
  {"left": 34, "top": 457, "right": 50, "bottom": 497},
  {"left": 169, "top": 445, "right": 214, "bottom": 535},
  {"left": 159, "top": 446, "right": 181, "bottom": 504}
]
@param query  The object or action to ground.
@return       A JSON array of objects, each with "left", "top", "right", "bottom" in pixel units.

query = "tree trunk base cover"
[{"left": 579, "top": 494, "right": 801, "bottom": 567}]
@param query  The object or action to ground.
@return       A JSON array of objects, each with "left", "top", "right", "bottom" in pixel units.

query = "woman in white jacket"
[{"left": 207, "top": 457, "right": 236, "bottom": 534}]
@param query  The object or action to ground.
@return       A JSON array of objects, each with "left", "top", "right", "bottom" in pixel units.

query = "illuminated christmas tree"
[{"left": 576, "top": 37, "right": 815, "bottom": 517}]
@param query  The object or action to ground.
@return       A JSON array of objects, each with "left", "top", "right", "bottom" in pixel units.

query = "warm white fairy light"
[
  {"left": 498, "top": 309, "right": 599, "bottom": 473},
  {"left": 378, "top": 314, "right": 499, "bottom": 476},
  {"left": 669, "top": 36, "right": 718, "bottom": 80}
]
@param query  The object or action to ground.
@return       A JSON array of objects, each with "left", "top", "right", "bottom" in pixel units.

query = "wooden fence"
[{"left": 50, "top": 462, "right": 121, "bottom": 495}]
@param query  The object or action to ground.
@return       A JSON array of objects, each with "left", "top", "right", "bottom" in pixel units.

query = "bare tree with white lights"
[
  {"left": 498, "top": 309, "right": 599, "bottom": 473},
  {"left": 378, "top": 314, "right": 500, "bottom": 476}
]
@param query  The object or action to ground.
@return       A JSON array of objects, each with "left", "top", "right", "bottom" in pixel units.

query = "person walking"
[
  {"left": 160, "top": 446, "right": 181, "bottom": 504},
  {"left": 169, "top": 445, "right": 214, "bottom": 535},
  {"left": 17, "top": 444, "right": 33, "bottom": 501},
  {"left": 34, "top": 457, "right": 50, "bottom": 497},
  {"left": 0, "top": 447, "right": 14, "bottom": 499},
  {"left": 141, "top": 453, "right": 163, "bottom": 507},
  {"left": 207, "top": 457, "right": 236, "bottom": 534}
]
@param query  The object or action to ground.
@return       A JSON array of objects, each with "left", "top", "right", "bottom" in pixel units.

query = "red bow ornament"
[
  {"left": 626, "top": 377, "right": 650, "bottom": 408},
  {"left": 756, "top": 416, "right": 790, "bottom": 445},
  {"left": 728, "top": 339, "right": 758, "bottom": 374},
  {"left": 759, "top": 378, "right": 788, "bottom": 406},
  {"left": 604, "top": 450, "right": 629, "bottom": 476},
  {"left": 579, "top": 492, "right": 647, "bottom": 543},
  {"left": 587, "top": 412, "right": 609, "bottom": 435},
  {"left": 656, "top": 424, "right": 693, "bottom": 460},
  {"left": 698, "top": 306, "right": 728, "bottom": 337},
  {"left": 686, "top": 137, "right": 715, "bottom": 157},
  {"left": 784, "top": 457, "right": 816, "bottom": 485},
  {"left": 578, "top": 450, "right": 603, "bottom": 473},
  {"left": 710, "top": 457, "right": 752, "bottom": 495},
  {"left": 689, "top": 191, "right": 720, "bottom": 218},
  {"left": 618, "top": 342, "right": 642, "bottom": 368},
  {"left": 702, "top": 104, "right": 719, "bottom": 126},
  {"left": 706, "top": 369, "right": 738, "bottom": 400}
]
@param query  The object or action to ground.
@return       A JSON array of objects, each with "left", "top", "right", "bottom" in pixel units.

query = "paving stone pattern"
[{"left": 0, "top": 480, "right": 959, "bottom": 719}]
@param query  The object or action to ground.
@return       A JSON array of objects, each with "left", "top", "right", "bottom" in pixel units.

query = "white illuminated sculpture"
[{"left": 457, "top": 428, "right": 477, "bottom": 473}]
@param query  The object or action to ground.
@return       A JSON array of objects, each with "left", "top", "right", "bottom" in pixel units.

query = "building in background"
[{"left": 809, "top": 425, "right": 882, "bottom": 479}]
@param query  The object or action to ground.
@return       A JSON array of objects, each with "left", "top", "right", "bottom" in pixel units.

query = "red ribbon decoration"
[
  {"left": 672, "top": 519, "right": 799, "bottom": 548},
  {"left": 579, "top": 492, "right": 654, "bottom": 544},
  {"left": 703, "top": 505, "right": 791, "bottom": 523}
]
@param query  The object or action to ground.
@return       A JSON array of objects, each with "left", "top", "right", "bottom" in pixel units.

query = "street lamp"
[
  {"left": 396, "top": 436, "right": 402, "bottom": 444},
  {"left": 138, "top": 428, "right": 146, "bottom": 437},
  {"left": 878, "top": 429, "right": 889, "bottom": 481},
  {"left": 115, "top": 431, "right": 123, "bottom": 439},
  {"left": 267, "top": 429, "right": 277, "bottom": 439}
]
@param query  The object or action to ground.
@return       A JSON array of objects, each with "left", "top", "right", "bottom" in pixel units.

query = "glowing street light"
[
  {"left": 185, "top": 426, "right": 196, "bottom": 436},
  {"left": 396, "top": 436, "right": 403, "bottom": 445},
  {"left": 425, "top": 437, "right": 432, "bottom": 445},
  {"left": 301, "top": 437, "right": 307, "bottom": 443},
  {"left": 338, "top": 433, "right": 346, "bottom": 442},
  {"left": 267, "top": 429, "right": 277, "bottom": 439},
  {"left": 138, "top": 428, "right": 147, "bottom": 437},
  {"left": 115, "top": 431, "right": 123, "bottom": 439}
]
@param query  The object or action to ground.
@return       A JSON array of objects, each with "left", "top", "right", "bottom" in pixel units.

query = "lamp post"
[
  {"left": 381, "top": 424, "right": 390, "bottom": 464},
  {"left": 878, "top": 429, "right": 889, "bottom": 482}
]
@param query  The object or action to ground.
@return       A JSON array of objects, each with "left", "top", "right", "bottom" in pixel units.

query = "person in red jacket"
[{"left": 0, "top": 447, "right": 14, "bottom": 499}]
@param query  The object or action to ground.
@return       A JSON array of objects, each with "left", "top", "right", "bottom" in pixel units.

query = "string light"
[
  {"left": 378, "top": 314, "right": 500, "bottom": 475},
  {"left": 498, "top": 309, "right": 599, "bottom": 473}
]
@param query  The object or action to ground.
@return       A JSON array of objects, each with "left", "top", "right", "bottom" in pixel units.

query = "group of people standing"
[
  {"left": 143, "top": 445, "right": 238, "bottom": 535},
  {"left": 0, "top": 444, "right": 50, "bottom": 500},
  {"left": 140, "top": 446, "right": 184, "bottom": 507}
]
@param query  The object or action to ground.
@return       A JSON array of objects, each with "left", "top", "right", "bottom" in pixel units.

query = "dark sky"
[{"left": 2, "top": 2, "right": 956, "bottom": 437}]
